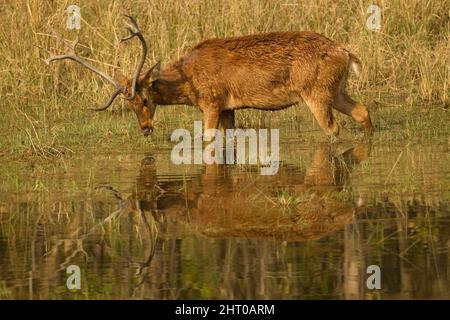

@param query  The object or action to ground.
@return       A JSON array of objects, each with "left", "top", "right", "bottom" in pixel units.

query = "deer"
[{"left": 42, "top": 15, "right": 373, "bottom": 138}]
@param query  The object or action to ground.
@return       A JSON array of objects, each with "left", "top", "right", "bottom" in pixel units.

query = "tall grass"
[{"left": 0, "top": 0, "right": 448, "bottom": 159}]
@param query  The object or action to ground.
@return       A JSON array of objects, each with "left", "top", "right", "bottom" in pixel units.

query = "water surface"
[{"left": 0, "top": 130, "right": 449, "bottom": 299}]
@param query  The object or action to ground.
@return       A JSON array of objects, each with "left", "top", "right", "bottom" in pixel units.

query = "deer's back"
[{"left": 161, "top": 31, "right": 351, "bottom": 110}]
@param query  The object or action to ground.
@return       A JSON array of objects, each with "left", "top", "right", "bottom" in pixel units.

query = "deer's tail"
[{"left": 348, "top": 52, "right": 362, "bottom": 77}]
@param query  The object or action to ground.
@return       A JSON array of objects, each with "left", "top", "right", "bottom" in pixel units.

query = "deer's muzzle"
[{"left": 142, "top": 127, "right": 153, "bottom": 137}]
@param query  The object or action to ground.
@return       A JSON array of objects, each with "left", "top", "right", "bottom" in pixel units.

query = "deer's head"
[
  {"left": 41, "top": 15, "right": 160, "bottom": 137},
  {"left": 114, "top": 62, "right": 160, "bottom": 136}
]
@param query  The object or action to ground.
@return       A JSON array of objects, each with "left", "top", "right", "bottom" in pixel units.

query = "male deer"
[{"left": 42, "top": 15, "right": 373, "bottom": 137}]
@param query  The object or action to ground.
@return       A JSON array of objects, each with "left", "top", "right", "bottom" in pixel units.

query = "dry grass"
[{"left": 0, "top": 0, "right": 449, "bottom": 159}]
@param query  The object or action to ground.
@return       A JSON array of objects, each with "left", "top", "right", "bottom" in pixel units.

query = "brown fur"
[{"left": 120, "top": 31, "right": 374, "bottom": 135}]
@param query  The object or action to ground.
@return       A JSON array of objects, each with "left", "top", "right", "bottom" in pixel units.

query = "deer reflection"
[
  {"left": 120, "top": 141, "right": 371, "bottom": 240},
  {"left": 98, "top": 141, "right": 371, "bottom": 297}
]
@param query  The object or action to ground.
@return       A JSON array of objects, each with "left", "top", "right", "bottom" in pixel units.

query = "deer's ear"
[
  {"left": 114, "top": 70, "right": 129, "bottom": 86},
  {"left": 140, "top": 61, "right": 161, "bottom": 87}
]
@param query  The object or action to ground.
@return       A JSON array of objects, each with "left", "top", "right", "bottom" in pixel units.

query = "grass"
[{"left": 0, "top": 0, "right": 449, "bottom": 163}]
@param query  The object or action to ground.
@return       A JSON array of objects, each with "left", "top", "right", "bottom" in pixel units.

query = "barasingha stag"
[{"left": 42, "top": 15, "right": 373, "bottom": 137}]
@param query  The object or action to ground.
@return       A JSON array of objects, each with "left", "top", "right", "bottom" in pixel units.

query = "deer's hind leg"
[
  {"left": 333, "top": 91, "right": 373, "bottom": 134},
  {"left": 303, "top": 94, "right": 340, "bottom": 137}
]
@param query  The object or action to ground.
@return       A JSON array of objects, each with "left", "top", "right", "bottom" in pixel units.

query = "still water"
[{"left": 0, "top": 133, "right": 449, "bottom": 299}]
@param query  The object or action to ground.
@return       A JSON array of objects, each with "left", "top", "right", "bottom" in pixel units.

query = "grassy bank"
[{"left": 0, "top": 0, "right": 449, "bottom": 162}]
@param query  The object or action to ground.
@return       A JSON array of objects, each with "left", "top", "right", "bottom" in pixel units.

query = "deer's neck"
[{"left": 149, "top": 66, "right": 194, "bottom": 106}]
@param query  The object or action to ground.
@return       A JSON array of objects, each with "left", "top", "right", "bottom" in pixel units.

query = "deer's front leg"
[
  {"left": 203, "top": 109, "right": 221, "bottom": 140},
  {"left": 220, "top": 110, "right": 235, "bottom": 130}
]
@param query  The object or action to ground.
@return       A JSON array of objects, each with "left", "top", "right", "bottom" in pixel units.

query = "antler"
[
  {"left": 120, "top": 15, "right": 148, "bottom": 100},
  {"left": 39, "top": 16, "right": 149, "bottom": 110},
  {"left": 40, "top": 35, "right": 126, "bottom": 111}
]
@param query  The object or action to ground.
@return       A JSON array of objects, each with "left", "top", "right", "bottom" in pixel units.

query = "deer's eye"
[{"left": 143, "top": 98, "right": 148, "bottom": 105}]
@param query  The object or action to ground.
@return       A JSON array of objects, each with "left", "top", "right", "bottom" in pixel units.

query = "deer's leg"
[
  {"left": 220, "top": 110, "right": 235, "bottom": 130},
  {"left": 304, "top": 97, "right": 340, "bottom": 136},
  {"left": 203, "top": 109, "right": 221, "bottom": 140},
  {"left": 220, "top": 110, "right": 236, "bottom": 161},
  {"left": 333, "top": 92, "right": 373, "bottom": 133}
]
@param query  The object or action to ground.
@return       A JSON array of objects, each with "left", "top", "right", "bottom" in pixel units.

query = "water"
[{"left": 0, "top": 132, "right": 449, "bottom": 299}]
